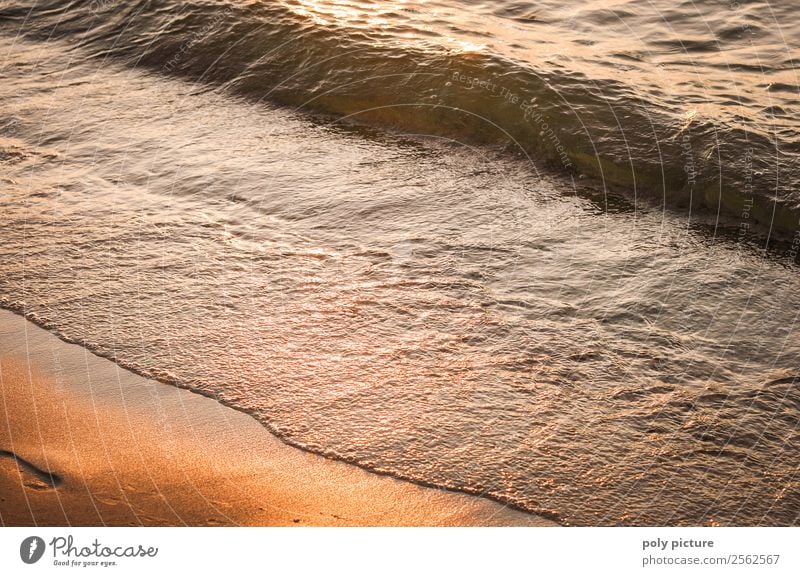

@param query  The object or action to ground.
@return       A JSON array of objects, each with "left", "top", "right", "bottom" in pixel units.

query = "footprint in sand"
[{"left": 0, "top": 450, "right": 62, "bottom": 491}]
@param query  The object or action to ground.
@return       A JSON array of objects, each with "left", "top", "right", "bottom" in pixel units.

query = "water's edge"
[{"left": 1, "top": 305, "right": 565, "bottom": 525}]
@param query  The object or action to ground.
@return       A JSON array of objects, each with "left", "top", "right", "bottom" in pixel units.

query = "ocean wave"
[{"left": 2, "top": 0, "right": 799, "bottom": 234}]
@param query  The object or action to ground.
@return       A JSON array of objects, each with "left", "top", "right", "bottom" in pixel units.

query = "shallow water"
[{"left": 1, "top": 2, "right": 799, "bottom": 525}]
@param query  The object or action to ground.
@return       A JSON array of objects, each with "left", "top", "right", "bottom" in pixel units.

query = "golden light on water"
[
  {"left": 451, "top": 39, "right": 487, "bottom": 53},
  {"left": 285, "top": 0, "right": 486, "bottom": 52},
  {"left": 286, "top": 0, "right": 395, "bottom": 29}
]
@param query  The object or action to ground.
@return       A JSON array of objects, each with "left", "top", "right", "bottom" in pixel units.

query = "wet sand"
[{"left": 0, "top": 309, "right": 554, "bottom": 526}]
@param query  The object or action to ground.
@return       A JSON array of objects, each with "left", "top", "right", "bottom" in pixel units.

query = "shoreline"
[{"left": 0, "top": 309, "right": 555, "bottom": 527}]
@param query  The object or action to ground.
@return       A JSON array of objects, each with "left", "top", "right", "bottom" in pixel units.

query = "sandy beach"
[{"left": 0, "top": 309, "right": 554, "bottom": 527}]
